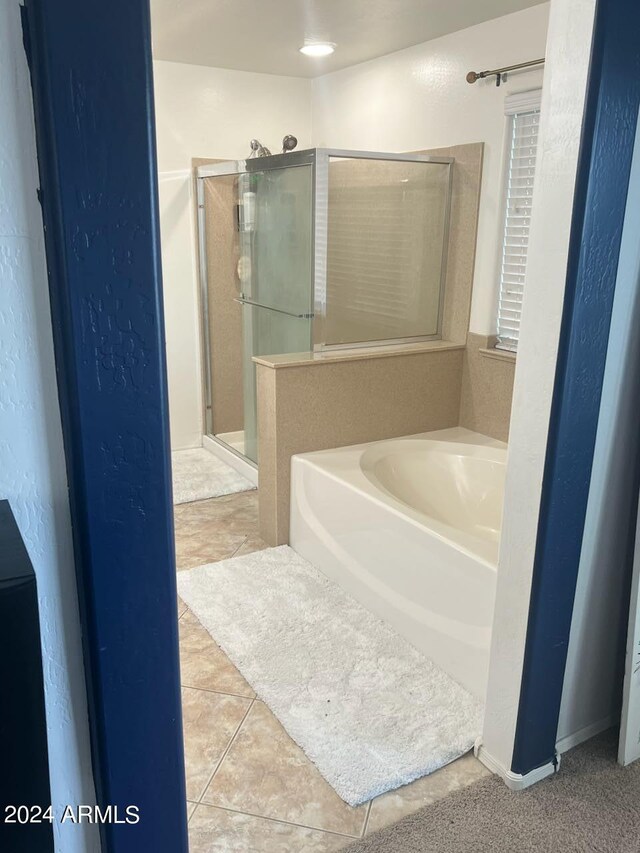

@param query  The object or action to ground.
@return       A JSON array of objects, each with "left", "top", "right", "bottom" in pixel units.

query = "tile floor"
[{"left": 175, "top": 490, "right": 490, "bottom": 851}]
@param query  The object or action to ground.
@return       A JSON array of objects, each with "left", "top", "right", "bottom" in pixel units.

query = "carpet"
[
  {"left": 176, "top": 545, "right": 483, "bottom": 806},
  {"left": 171, "top": 448, "right": 254, "bottom": 505},
  {"left": 344, "top": 731, "right": 638, "bottom": 852}
]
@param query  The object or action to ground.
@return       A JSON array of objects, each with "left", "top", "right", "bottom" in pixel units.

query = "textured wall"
[{"left": 0, "top": 4, "right": 98, "bottom": 851}]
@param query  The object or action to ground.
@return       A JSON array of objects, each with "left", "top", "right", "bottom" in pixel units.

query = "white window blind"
[{"left": 496, "top": 90, "right": 542, "bottom": 352}]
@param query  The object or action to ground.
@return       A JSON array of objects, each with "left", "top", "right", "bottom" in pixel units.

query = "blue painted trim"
[
  {"left": 22, "top": 1, "right": 188, "bottom": 850},
  {"left": 512, "top": 0, "right": 640, "bottom": 776}
]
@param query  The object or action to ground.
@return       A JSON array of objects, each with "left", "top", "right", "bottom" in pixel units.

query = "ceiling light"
[{"left": 299, "top": 42, "right": 335, "bottom": 58}]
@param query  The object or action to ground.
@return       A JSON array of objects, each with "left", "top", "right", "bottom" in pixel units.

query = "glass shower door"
[
  {"left": 202, "top": 161, "right": 313, "bottom": 466},
  {"left": 319, "top": 154, "right": 451, "bottom": 348},
  {"left": 239, "top": 163, "right": 314, "bottom": 462}
]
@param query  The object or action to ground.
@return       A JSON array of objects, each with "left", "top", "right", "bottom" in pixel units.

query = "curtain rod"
[{"left": 466, "top": 58, "right": 545, "bottom": 87}]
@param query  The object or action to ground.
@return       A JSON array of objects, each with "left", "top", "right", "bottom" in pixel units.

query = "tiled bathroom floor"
[{"left": 175, "top": 491, "right": 490, "bottom": 851}]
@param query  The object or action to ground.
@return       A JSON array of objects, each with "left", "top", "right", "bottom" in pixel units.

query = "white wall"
[
  {"left": 157, "top": 171, "right": 204, "bottom": 450},
  {"left": 153, "top": 60, "right": 313, "bottom": 172},
  {"left": 557, "top": 111, "right": 640, "bottom": 748},
  {"left": 311, "top": 4, "right": 549, "bottom": 336},
  {"left": 153, "top": 60, "right": 312, "bottom": 448},
  {"left": 0, "top": 3, "right": 99, "bottom": 850},
  {"left": 481, "top": 0, "right": 597, "bottom": 775}
]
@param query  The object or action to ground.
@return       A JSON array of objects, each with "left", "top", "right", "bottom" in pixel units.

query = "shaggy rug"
[
  {"left": 171, "top": 448, "right": 254, "bottom": 505},
  {"left": 177, "top": 545, "right": 483, "bottom": 805}
]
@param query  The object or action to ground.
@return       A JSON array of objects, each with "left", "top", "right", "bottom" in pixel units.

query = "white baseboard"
[
  {"left": 474, "top": 737, "right": 560, "bottom": 791},
  {"left": 555, "top": 715, "right": 614, "bottom": 754},
  {"left": 202, "top": 434, "right": 258, "bottom": 487}
]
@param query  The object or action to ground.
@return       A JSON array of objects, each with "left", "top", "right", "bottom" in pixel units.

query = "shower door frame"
[
  {"left": 310, "top": 149, "right": 454, "bottom": 353},
  {"left": 196, "top": 149, "right": 316, "bottom": 469},
  {"left": 196, "top": 148, "right": 454, "bottom": 464}
]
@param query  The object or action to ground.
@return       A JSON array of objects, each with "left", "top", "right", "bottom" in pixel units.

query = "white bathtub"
[{"left": 289, "top": 427, "right": 507, "bottom": 699}]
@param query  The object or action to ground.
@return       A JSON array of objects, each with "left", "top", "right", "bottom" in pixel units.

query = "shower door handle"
[{"left": 233, "top": 297, "right": 314, "bottom": 320}]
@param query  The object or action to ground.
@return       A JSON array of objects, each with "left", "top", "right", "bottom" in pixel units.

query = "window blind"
[{"left": 496, "top": 93, "right": 542, "bottom": 352}]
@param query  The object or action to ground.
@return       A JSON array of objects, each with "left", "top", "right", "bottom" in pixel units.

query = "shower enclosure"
[{"left": 196, "top": 149, "right": 453, "bottom": 468}]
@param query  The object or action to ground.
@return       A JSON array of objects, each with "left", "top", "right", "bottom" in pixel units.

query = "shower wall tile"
[
  {"left": 256, "top": 365, "right": 278, "bottom": 542},
  {"left": 206, "top": 177, "right": 244, "bottom": 434},
  {"left": 257, "top": 347, "right": 464, "bottom": 545},
  {"left": 193, "top": 158, "right": 245, "bottom": 436},
  {"left": 415, "top": 143, "right": 485, "bottom": 345},
  {"left": 459, "top": 332, "right": 516, "bottom": 442}
]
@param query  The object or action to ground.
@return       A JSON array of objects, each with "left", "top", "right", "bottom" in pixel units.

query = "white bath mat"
[
  {"left": 177, "top": 545, "right": 483, "bottom": 805},
  {"left": 171, "top": 448, "right": 254, "bottom": 505}
]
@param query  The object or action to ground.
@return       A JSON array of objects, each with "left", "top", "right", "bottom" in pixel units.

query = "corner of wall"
[{"left": 458, "top": 332, "right": 516, "bottom": 442}]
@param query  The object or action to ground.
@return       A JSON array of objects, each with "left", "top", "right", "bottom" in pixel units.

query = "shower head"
[
  {"left": 282, "top": 134, "right": 298, "bottom": 154},
  {"left": 248, "top": 139, "right": 272, "bottom": 158}
]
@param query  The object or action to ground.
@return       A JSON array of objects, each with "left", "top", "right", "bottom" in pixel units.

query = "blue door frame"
[
  {"left": 21, "top": 0, "right": 188, "bottom": 851},
  {"left": 512, "top": 0, "right": 640, "bottom": 775},
  {"left": 16, "top": 0, "right": 640, "bottom": 848}
]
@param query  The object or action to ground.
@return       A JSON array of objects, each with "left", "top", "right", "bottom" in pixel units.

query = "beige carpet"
[{"left": 345, "top": 731, "right": 639, "bottom": 852}]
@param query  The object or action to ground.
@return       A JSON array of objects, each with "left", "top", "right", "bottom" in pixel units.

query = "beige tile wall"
[
  {"left": 417, "top": 144, "right": 485, "bottom": 345},
  {"left": 204, "top": 176, "right": 244, "bottom": 434},
  {"left": 257, "top": 347, "right": 465, "bottom": 545},
  {"left": 459, "top": 333, "right": 516, "bottom": 443},
  {"left": 193, "top": 159, "right": 244, "bottom": 436}
]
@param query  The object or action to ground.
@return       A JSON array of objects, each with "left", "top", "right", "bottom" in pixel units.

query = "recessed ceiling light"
[{"left": 299, "top": 42, "right": 335, "bottom": 58}]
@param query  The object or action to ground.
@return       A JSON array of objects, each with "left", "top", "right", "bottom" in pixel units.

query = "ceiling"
[{"left": 150, "top": 0, "right": 547, "bottom": 78}]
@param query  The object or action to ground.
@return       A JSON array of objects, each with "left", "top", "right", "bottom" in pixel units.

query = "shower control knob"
[{"left": 282, "top": 135, "right": 298, "bottom": 153}]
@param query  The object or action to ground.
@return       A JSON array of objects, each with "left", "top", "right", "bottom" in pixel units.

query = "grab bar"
[{"left": 234, "top": 297, "right": 314, "bottom": 320}]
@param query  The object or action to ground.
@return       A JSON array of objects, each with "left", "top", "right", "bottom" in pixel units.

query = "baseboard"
[
  {"left": 202, "top": 434, "right": 258, "bottom": 487},
  {"left": 474, "top": 737, "right": 560, "bottom": 791},
  {"left": 555, "top": 715, "right": 614, "bottom": 754}
]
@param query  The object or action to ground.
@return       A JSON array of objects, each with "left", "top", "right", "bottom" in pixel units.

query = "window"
[{"left": 496, "top": 90, "right": 542, "bottom": 352}]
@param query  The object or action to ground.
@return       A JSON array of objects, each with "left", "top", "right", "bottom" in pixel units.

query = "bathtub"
[{"left": 289, "top": 427, "right": 507, "bottom": 699}]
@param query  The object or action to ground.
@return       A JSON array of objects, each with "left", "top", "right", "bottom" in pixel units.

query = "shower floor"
[{"left": 216, "top": 430, "right": 245, "bottom": 455}]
